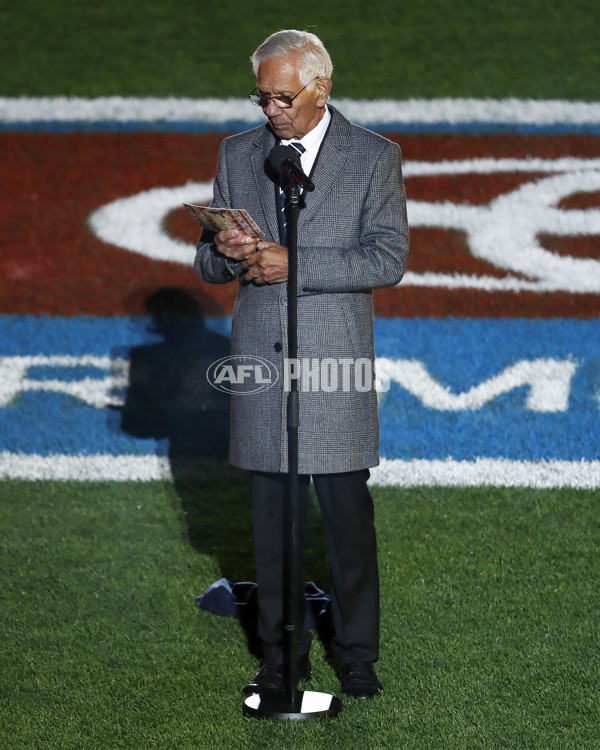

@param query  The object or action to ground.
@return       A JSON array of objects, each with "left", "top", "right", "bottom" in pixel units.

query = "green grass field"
[
  {"left": 2, "top": 481, "right": 599, "bottom": 749},
  {"left": 2, "top": 1, "right": 600, "bottom": 747},
  {"left": 2, "top": 0, "right": 599, "bottom": 99}
]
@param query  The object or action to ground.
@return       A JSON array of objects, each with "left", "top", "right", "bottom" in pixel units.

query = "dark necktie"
[{"left": 280, "top": 141, "right": 306, "bottom": 244}]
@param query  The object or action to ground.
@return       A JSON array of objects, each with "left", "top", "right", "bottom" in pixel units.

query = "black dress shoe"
[
  {"left": 339, "top": 661, "right": 383, "bottom": 699},
  {"left": 242, "top": 657, "right": 312, "bottom": 697}
]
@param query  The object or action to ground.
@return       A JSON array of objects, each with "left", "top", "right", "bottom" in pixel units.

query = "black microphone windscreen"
[{"left": 267, "top": 145, "right": 301, "bottom": 178}]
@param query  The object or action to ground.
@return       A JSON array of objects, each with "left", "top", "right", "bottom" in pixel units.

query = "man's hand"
[
  {"left": 241, "top": 241, "right": 289, "bottom": 284},
  {"left": 214, "top": 229, "right": 258, "bottom": 261}
]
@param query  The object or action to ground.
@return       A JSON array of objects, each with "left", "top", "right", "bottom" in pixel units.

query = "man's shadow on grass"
[
  {"left": 114, "top": 287, "right": 332, "bottom": 659},
  {"left": 115, "top": 287, "right": 251, "bottom": 572}
]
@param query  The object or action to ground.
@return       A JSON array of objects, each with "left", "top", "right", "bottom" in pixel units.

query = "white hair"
[{"left": 250, "top": 29, "right": 333, "bottom": 85}]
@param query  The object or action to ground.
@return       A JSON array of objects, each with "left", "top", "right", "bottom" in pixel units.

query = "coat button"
[{"left": 274, "top": 342, "right": 283, "bottom": 353}]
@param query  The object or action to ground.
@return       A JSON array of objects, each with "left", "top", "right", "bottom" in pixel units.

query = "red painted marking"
[{"left": 1, "top": 132, "right": 599, "bottom": 317}]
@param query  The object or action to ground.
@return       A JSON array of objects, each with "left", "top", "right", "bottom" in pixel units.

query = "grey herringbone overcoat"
[{"left": 194, "top": 106, "right": 409, "bottom": 474}]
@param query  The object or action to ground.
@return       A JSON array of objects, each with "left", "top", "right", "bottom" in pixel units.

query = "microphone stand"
[{"left": 243, "top": 178, "right": 342, "bottom": 721}]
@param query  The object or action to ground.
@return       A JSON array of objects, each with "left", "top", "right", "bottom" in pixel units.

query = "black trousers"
[{"left": 252, "top": 469, "right": 379, "bottom": 667}]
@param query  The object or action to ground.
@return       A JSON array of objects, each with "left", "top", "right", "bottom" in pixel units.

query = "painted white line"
[
  {"left": 1, "top": 453, "right": 598, "bottom": 488},
  {"left": 0, "top": 453, "right": 172, "bottom": 482},
  {"left": 0, "top": 97, "right": 263, "bottom": 125},
  {"left": 370, "top": 458, "right": 600, "bottom": 490},
  {"left": 335, "top": 98, "right": 600, "bottom": 127},
  {"left": 400, "top": 272, "right": 548, "bottom": 292},
  {"left": 2, "top": 97, "right": 600, "bottom": 128},
  {"left": 403, "top": 157, "right": 600, "bottom": 176}
]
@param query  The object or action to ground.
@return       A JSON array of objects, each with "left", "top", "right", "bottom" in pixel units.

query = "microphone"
[{"left": 267, "top": 145, "right": 315, "bottom": 192}]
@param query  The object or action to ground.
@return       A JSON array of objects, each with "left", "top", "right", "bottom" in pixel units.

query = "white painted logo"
[
  {"left": 0, "top": 355, "right": 128, "bottom": 408},
  {"left": 404, "top": 158, "right": 600, "bottom": 293},
  {"left": 88, "top": 158, "right": 600, "bottom": 293},
  {"left": 376, "top": 357, "right": 577, "bottom": 411},
  {"left": 88, "top": 182, "right": 214, "bottom": 265},
  {"left": 0, "top": 354, "right": 579, "bottom": 412}
]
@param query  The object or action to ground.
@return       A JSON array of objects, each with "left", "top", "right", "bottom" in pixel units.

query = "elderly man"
[{"left": 194, "top": 29, "right": 409, "bottom": 699}]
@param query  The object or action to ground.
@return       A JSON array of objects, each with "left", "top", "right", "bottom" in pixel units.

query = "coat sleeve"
[
  {"left": 193, "top": 139, "right": 244, "bottom": 285},
  {"left": 296, "top": 140, "right": 409, "bottom": 295}
]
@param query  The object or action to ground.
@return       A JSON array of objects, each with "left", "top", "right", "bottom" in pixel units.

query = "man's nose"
[{"left": 263, "top": 99, "right": 282, "bottom": 116}]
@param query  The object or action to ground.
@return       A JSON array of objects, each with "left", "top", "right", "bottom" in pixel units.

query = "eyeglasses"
[{"left": 249, "top": 77, "right": 319, "bottom": 109}]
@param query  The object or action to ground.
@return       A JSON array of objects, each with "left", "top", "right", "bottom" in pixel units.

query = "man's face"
[{"left": 256, "top": 51, "right": 331, "bottom": 140}]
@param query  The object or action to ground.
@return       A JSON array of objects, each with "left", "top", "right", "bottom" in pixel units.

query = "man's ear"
[{"left": 316, "top": 77, "right": 332, "bottom": 105}]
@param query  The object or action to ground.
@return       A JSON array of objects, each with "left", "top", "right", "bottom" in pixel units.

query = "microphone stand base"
[{"left": 242, "top": 690, "right": 342, "bottom": 721}]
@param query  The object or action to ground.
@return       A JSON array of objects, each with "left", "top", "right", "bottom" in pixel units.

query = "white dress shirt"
[{"left": 280, "top": 105, "right": 332, "bottom": 177}]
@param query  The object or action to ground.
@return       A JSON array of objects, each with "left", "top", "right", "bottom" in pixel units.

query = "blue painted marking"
[
  {"left": 4, "top": 120, "right": 600, "bottom": 135},
  {"left": 1, "top": 316, "right": 598, "bottom": 462},
  {"left": 375, "top": 318, "right": 600, "bottom": 461}
]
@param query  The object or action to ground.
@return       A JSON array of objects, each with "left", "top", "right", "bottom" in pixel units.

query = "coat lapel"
[
  {"left": 247, "top": 109, "right": 352, "bottom": 241},
  {"left": 298, "top": 108, "right": 351, "bottom": 231},
  {"left": 249, "top": 128, "right": 280, "bottom": 241}
]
